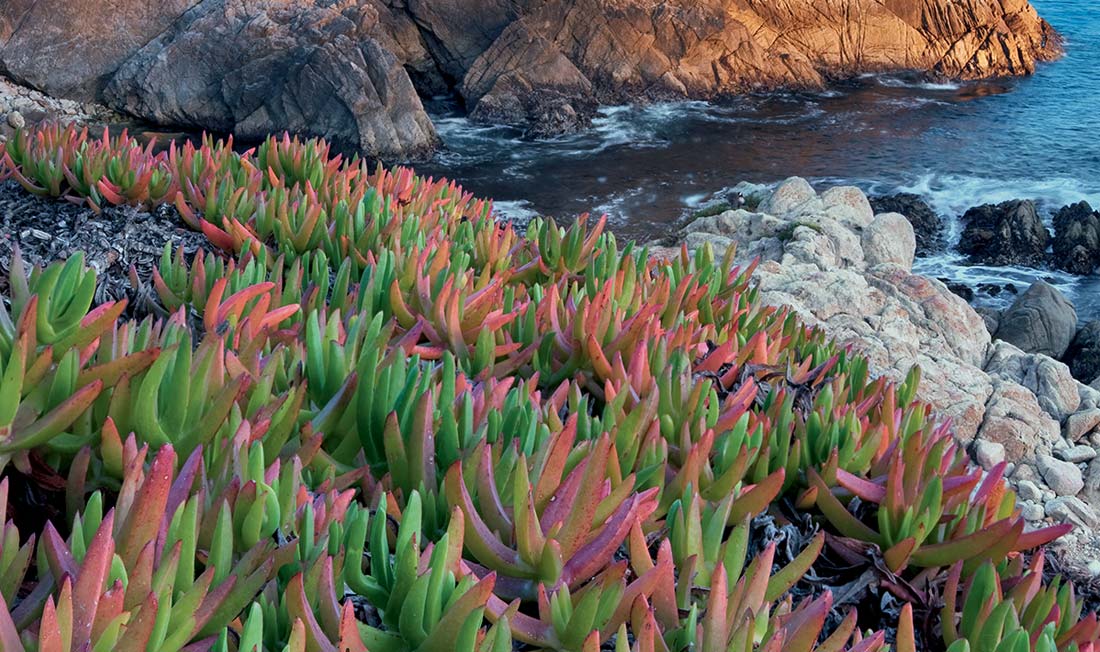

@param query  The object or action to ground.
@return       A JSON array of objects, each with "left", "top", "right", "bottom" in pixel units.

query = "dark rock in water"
[
  {"left": 940, "top": 278, "right": 974, "bottom": 301},
  {"left": 102, "top": 1, "right": 439, "bottom": 161},
  {"left": 871, "top": 194, "right": 944, "bottom": 255},
  {"left": 995, "top": 280, "right": 1077, "bottom": 358},
  {"left": 1052, "top": 201, "right": 1100, "bottom": 275},
  {"left": 1065, "top": 321, "right": 1100, "bottom": 384},
  {"left": 958, "top": 199, "right": 1050, "bottom": 267}
]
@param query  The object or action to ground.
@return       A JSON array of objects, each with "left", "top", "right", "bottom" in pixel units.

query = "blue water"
[{"left": 418, "top": 0, "right": 1100, "bottom": 316}]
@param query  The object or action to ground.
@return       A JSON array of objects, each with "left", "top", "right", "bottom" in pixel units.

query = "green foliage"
[{"left": 0, "top": 124, "right": 1091, "bottom": 651}]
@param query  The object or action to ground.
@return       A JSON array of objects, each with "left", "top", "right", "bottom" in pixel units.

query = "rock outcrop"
[
  {"left": 0, "top": 0, "right": 1064, "bottom": 154},
  {"left": 995, "top": 281, "right": 1077, "bottom": 359},
  {"left": 868, "top": 193, "right": 944, "bottom": 256},
  {"left": 958, "top": 200, "right": 1051, "bottom": 267},
  {"left": 1052, "top": 201, "right": 1100, "bottom": 275},
  {"left": 670, "top": 178, "right": 1100, "bottom": 577}
]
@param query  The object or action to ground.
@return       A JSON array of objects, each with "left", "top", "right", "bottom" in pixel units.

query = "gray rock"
[
  {"left": 995, "top": 281, "right": 1077, "bottom": 359},
  {"left": 868, "top": 193, "right": 944, "bottom": 255},
  {"left": 976, "top": 307, "right": 1001, "bottom": 336},
  {"left": 1016, "top": 479, "right": 1043, "bottom": 502},
  {"left": 959, "top": 199, "right": 1050, "bottom": 267},
  {"left": 1046, "top": 496, "right": 1100, "bottom": 528},
  {"left": 1056, "top": 445, "right": 1097, "bottom": 464},
  {"left": 862, "top": 212, "right": 916, "bottom": 270},
  {"left": 758, "top": 177, "right": 821, "bottom": 218},
  {"left": 985, "top": 340, "right": 1081, "bottom": 421},
  {"left": 1021, "top": 501, "right": 1046, "bottom": 521},
  {"left": 1038, "top": 454, "right": 1085, "bottom": 496},
  {"left": 6, "top": 111, "right": 24, "bottom": 129},
  {"left": 1052, "top": 201, "right": 1100, "bottom": 275},
  {"left": 1065, "top": 320, "right": 1100, "bottom": 384}
]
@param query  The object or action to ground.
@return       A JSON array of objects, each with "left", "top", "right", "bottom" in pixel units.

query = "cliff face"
[{"left": 0, "top": 0, "right": 1061, "bottom": 158}]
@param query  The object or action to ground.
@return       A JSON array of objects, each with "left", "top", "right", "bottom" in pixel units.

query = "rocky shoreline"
[
  {"left": 0, "top": 0, "right": 1062, "bottom": 159},
  {"left": 658, "top": 178, "right": 1100, "bottom": 580}
]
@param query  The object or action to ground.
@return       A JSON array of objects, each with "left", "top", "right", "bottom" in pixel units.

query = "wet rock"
[
  {"left": 958, "top": 200, "right": 1050, "bottom": 267},
  {"left": 861, "top": 213, "right": 915, "bottom": 270},
  {"left": 1038, "top": 454, "right": 1085, "bottom": 496},
  {"left": 942, "top": 279, "right": 974, "bottom": 302},
  {"left": 868, "top": 193, "right": 943, "bottom": 255},
  {"left": 1064, "top": 321, "right": 1100, "bottom": 384},
  {"left": 995, "top": 281, "right": 1077, "bottom": 358},
  {"left": 1052, "top": 201, "right": 1100, "bottom": 275}
]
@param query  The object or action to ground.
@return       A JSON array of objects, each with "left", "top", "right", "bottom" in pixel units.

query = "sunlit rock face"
[{"left": 0, "top": 0, "right": 1061, "bottom": 155}]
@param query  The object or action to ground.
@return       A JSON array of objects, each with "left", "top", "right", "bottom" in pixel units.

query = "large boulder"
[
  {"left": 862, "top": 212, "right": 916, "bottom": 270},
  {"left": 868, "top": 193, "right": 944, "bottom": 255},
  {"left": 1065, "top": 321, "right": 1100, "bottom": 384},
  {"left": 1052, "top": 201, "right": 1100, "bottom": 275},
  {"left": 995, "top": 281, "right": 1077, "bottom": 358},
  {"left": 102, "top": 0, "right": 438, "bottom": 160},
  {"left": 958, "top": 200, "right": 1050, "bottom": 267}
]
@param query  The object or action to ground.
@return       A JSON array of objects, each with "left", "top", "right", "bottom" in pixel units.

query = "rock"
[
  {"left": 976, "top": 307, "right": 1001, "bottom": 335},
  {"left": 759, "top": 178, "right": 821, "bottom": 219},
  {"left": 1037, "top": 454, "right": 1085, "bottom": 496},
  {"left": 943, "top": 279, "right": 975, "bottom": 302},
  {"left": 1056, "top": 445, "right": 1097, "bottom": 464},
  {"left": 1065, "top": 408, "right": 1100, "bottom": 441},
  {"left": 862, "top": 213, "right": 916, "bottom": 270},
  {"left": 868, "top": 193, "right": 943, "bottom": 255},
  {"left": 978, "top": 378, "right": 1061, "bottom": 463},
  {"left": 821, "top": 186, "right": 875, "bottom": 230},
  {"left": 1021, "top": 501, "right": 1046, "bottom": 521},
  {"left": 971, "top": 440, "right": 1005, "bottom": 469},
  {"left": 725, "top": 182, "right": 769, "bottom": 211},
  {"left": 1046, "top": 496, "right": 1100, "bottom": 528},
  {"left": 1017, "top": 479, "right": 1043, "bottom": 502},
  {"left": 6, "top": 111, "right": 24, "bottom": 129},
  {"left": 958, "top": 200, "right": 1050, "bottom": 267},
  {"left": 1089, "top": 560, "right": 1100, "bottom": 577},
  {"left": 985, "top": 340, "right": 1081, "bottom": 420},
  {"left": 995, "top": 281, "right": 1077, "bottom": 358},
  {"left": 1064, "top": 321, "right": 1100, "bottom": 384},
  {"left": 1052, "top": 201, "right": 1100, "bottom": 275},
  {"left": 102, "top": 0, "right": 439, "bottom": 160}
]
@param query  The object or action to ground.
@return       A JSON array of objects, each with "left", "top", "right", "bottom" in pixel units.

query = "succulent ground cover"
[{"left": 0, "top": 123, "right": 1093, "bottom": 652}]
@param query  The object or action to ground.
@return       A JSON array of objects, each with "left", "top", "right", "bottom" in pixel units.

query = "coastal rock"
[
  {"left": 958, "top": 200, "right": 1050, "bottom": 267},
  {"left": 1065, "top": 408, "right": 1100, "bottom": 442},
  {"left": 1065, "top": 321, "right": 1100, "bottom": 384},
  {"left": 758, "top": 178, "right": 822, "bottom": 218},
  {"left": 985, "top": 340, "right": 1081, "bottom": 421},
  {"left": 977, "top": 378, "right": 1061, "bottom": 463},
  {"left": 861, "top": 212, "right": 916, "bottom": 270},
  {"left": 102, "top": 0, "right": 438, "bottom": 160},
  {"left": 995, "top": 281, "right": 1077, "bottom": 358},
  {"left": 0, "top": 0, "right": 1066, "bottom": 147},
  {"left": 1037, "top": 453, "right": 1085, "bottom": 496},
  {"left": 1052, "top": 202, "right": 1100, "bottom": 275},
  {"left": 868, "top": 193, "right": 944, "bottom": 255},
  {"left": 1046, "top": 496, "right": 1100, "bottom": 528},
  {"left": 821, "top": 186, "right": 875, "bottom": 230}
]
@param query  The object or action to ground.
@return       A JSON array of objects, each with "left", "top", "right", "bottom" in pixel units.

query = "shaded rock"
[
  {"left": 868, "top": 193, "right": 943, "bottom": 255},
  {"left": 975, "top": 306, "right": 1001, "bottom": 335},
  {"left": 1064, "top": 321, "right": 1100, "bottom": 384},
  {"left": 958, "top": 200, "right": 1050, "bottom": 267},
  {"left": 103, "top": 0, "right": 438, "bottom": 160},
  {"left": 1038, "top": 454, "right": 1085, "bottom": 496},
  {"left": 1052, "top": 201, "right": 1100, "bottom": 275},
  {"left": 995, "top": 281, "right": 1077, "bottom": 358},
  {"left": 985, "top": 340, "right": 1081, "bottom": 421},
  {"left": 943, "top": 279, "right": 975, "bottom": 302},
  {"left": 862, "top": 212, "right": 916, "bottom": 270}
]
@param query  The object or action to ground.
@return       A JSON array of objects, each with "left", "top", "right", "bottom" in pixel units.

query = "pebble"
[
  {"left": 973, "top": 440, "right": 1006, "bottom": 469},
  {"left": 1037, "top": 453, "right": 1085, "bottom": 496},
  {"left": 6, "top": 111, "right": 24, "bottom": 129},
  {"left": 1090, "top": 560, "right": 1100, "bottom": 577},
  {"left": 1016, "top": 479, "right": 1043, "bottom": 502},
  {"left": 1021, "top": 501, "right": 1045, "bottom": 521},
  {"left": 1056, "top": 444, "right": 1097, "bottom": 464}
]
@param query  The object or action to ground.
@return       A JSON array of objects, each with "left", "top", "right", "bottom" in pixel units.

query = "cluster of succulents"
[{"left": 0, "top": 123, "right": 1094, "bottom": 651}]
